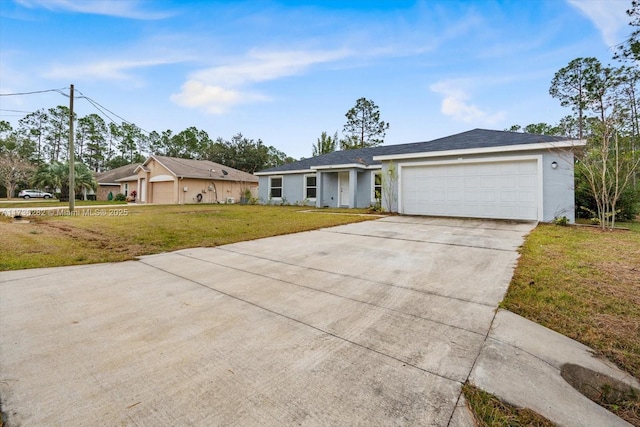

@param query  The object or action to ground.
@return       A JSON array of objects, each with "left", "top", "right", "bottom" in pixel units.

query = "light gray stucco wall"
[
  {"left": 379, "top": 162, "right": 398, "bottom": 213},
  {"left": 258, "top": 174, "right": 316, "bottom": 206},
  {"left": 259, "top": 170, "right": 378, "bottom": 208},
  {"left": 258, "top": 175, "right": 303, "bottom": 204},
  {"left": 541, "top": 151, "right": 576, "bottom": 222},
  {"left": 356, "top": 170, "right": 375, "bottom": 208},
  {"left": 258, "top": 176, "right": 269, "bottom": 202},
  {"left": 319, "top": 172, "right": 338, "bottom": 207},
  {"left": 282, "top": 174, "right": 304, "bottom": 204},
  {"left": 319, "top": 170, "right": 377, "bottom": 208},
  {"left": 384, "top": 149, "right": 577, "bottom": 222}
]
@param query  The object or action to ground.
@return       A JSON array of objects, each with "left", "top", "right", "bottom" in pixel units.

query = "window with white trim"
[
  {"left": 372, "top": 171, "right": 382, "bottom": 202},
  {"left": 304, "top": 174, "right": 317, "bottom": 200},
  {"left": 269, "top": 176, "right": 283, "bottom": 198}
]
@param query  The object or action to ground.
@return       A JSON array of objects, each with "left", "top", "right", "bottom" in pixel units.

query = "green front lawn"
[
  {"left": 502, "top": 223, "right": 640, "bottom": 380},
  {"left": 485, "top": 222, "right": 640, "bottom": 426},
  {"left": 0, "top": 204, "right": 376, "bottom": 270}
]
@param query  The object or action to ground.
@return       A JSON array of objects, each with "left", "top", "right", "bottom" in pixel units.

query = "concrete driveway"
[{"left": 0, "top": 216, "right": 535, "bottom": 426}]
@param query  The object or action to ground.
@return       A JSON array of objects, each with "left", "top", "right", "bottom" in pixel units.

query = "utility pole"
[{"left": 69, "top": 84, "right": 75, "bottom": 212}]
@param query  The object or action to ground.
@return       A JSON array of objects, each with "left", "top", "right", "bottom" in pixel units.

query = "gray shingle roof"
[
  {"left": 151, "top": 156, "right": 258, "bottom": 182},
  {"left": 258, "top": 128, "right": 576, "bottom": 173},
  {"left": 95, "top": 163, "right": 141, "bottom": 184}
]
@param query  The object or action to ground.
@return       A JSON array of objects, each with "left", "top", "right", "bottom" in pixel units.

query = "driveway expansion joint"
[
  {"left": 138, "top": 257, "right": 464, "bottom": 385},
  {"left": 379, "top": 217, "right": 537, "bottom": 232},
  {"left": 320, "top": 228, "right": 518, "bottom": 252},
  {"left": 177, "top": 251, "right": 487, "bottom": 337},
  {"left": 215, "top": 246, "right": 497, "bottom": 309}
]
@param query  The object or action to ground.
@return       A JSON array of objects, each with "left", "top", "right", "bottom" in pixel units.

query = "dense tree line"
[
  {"left": 0, "top": 110, "right": 295, "bottom": 197},
  {"left": 508, "top": 58, "right": 640, "bottom": 227},
  {"left": 0, "top": 108, "right": 295, "bottom": 172}
]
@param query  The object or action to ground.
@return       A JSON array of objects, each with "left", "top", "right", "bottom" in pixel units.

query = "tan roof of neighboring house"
[
  {"left": 116, "top": 175, "right": 139, "bottom": 183},
  {"left": 95, "top": 163, "right": 141, "bottom": 185},
  {"left": 147, "top": 155, "right": 258, "bottom": 183}
]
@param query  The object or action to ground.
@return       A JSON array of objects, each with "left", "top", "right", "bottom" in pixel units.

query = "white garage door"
[{"left": 401, "top": 160, "right": 539, "bottom": 220}]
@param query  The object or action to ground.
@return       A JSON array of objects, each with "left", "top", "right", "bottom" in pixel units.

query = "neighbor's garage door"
[
  {"left": 401, "top": 160, "right": 539, "bottom": 220},
  {"left": 151, "top": 181, "right": 174, "bottom": 204}
]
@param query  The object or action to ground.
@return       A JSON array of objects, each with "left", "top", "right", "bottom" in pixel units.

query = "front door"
[
  {"left": 339, "top": 172, "right": 350, "bottom": 206},
  {"left": 140, "top": 178, "right": 146, "bottom": 202}
]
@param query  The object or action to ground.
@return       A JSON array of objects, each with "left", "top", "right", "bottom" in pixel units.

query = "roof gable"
[{"left": 95, "top": 163, "right": 141, "bottom": 184}]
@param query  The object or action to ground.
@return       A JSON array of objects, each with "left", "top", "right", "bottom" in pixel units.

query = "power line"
[
  {"left": 1, "top": 86, "right": 151, "bottom": 136},
  {"left": 76, "top": 91, "right": 127, "bottom": 123},
  {"left": 77, "top": 95, "right": 123, "bottom": 128},
  {"left": 0, "top": 109, "right": 33, "bottom": 113},
  {"left": 75, "top": 89, "right": 152, "bottom": 135},
  {"left": 0, "top": 87, "right": 68, "bottom": 97}
]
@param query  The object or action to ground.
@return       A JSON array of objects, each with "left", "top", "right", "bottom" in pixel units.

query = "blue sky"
[{"left": 0, "top": 0, "right": 633, "bottom": 159}]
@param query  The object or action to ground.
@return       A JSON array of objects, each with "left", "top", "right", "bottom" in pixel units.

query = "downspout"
[
  {"left": 208, "top": 169, "right": 219, "bottom": 204},
  {"left": 211, "top": 181, "right": 218, "bottom": 203}
]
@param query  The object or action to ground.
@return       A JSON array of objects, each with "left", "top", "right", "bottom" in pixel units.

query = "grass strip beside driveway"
[
  {"left": 0, "top": 205, "right": 376, "bottom": 271},
  {"left": 501, "top": 223, "right": 640, "bottom": 425},
  {"left": 463, "top": 383, "right": 555, "bottom": 427}
]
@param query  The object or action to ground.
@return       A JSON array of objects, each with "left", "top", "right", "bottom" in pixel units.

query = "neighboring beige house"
[
  {"left": 94, "top": 163, "right": 141, "bottom": 201},
  {"left": 134, "top": 155, "right": 258, "bottom": 204}
]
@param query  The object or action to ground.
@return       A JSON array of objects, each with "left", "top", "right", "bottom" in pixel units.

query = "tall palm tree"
[
  {"left": 31, "top": 161, "right": 66, "bottom": 194},
  {"left": 72, "top": 162, "right": 98, "bottom": 195},
  {"left": 32, "top": 161, "right": 97, "bottom": 199}
]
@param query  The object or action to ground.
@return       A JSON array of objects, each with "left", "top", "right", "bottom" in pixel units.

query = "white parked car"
[{"left": 18, "top": 189, "right": 54, "bottom": 199}]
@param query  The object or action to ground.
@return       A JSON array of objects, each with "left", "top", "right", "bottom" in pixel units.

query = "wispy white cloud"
[
  {"left": 567, "top": 0, "right": 629, "bottom": 47},
  {"left": 170, "top": 81, "right": 268, "bottom": 115},
  {"left": 195, "top": 49, "right": 351, "bottom": 85},
  {"left": 43, "top": 57, "right": 187, "bottom": 82},
  {"left": 172, "top": 48, "right": 352, "bottom": 114},
  {"left": 430, "top": 79, "right": 505, "bottom": 125},
  {"left": 15, "top": 0, "right": 172, "bottom": 20}
]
